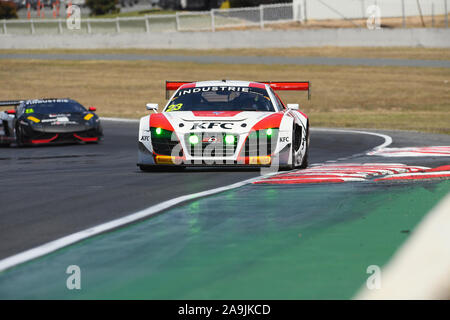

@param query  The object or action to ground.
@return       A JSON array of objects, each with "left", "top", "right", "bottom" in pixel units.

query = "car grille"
[
  {"left": 150, "top": 127, "right": 182, "bottom": 156},
  {"left": 152, "top": 140, "right": 181, "bottom": 156},
  {"left": 242, "top": 129, "right": 279, "bottom": 157},
  {"left": 184, "top": 132, "right": 238, "bottom": 157}
]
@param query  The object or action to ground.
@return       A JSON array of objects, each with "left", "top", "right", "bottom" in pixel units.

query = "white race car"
[{"left": 137, "top": 80, "right": 310, "bottom": 171}]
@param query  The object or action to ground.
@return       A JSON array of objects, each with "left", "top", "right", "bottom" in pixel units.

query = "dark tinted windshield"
[
  {"left": 166, "top": 86, "right": 274, "bottom": 112},
  {"left": 23, "top": 100, "right": 86, "bottom": 114}
]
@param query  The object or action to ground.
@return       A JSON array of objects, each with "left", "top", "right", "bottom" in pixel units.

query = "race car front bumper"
[
  {"left": 137, "top": 141, "right": 292, "bottom": 168},
  {"left": 23, "top": 127, "right": 102, "bottom": 144}
]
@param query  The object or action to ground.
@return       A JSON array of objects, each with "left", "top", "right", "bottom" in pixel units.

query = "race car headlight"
[
  {"left": 27, "top": 116, "right": 40, "bottom": 123},
  {"left": 243, "top": 128, "right": 279, "bottom": 157},
  {"left": 188, "top": 134, "right": 199, "bottom": 145},
  {"left": 84, "top": 113, "right": 94, "bottom": 121},
  {"left": 150, "top": 127, "right": 173, "bottom": 139},
  {"left": 224, "top": 134, "right": 235, "bottom": 145},
  {"left": 248, "top": 128, "right": 279, "bottom": 139}
]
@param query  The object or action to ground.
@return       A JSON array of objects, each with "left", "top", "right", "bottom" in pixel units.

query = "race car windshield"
[
  {"left": 23, "top": 101, "right": 86, "bottom": 114},
  {"left": 166, "top": 86, "right": 275, "bottom": 112}
]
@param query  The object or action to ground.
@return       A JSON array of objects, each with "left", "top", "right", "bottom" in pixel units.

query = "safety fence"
[{"left": 0, "top": 0, "right": 448, "bottom": 35}]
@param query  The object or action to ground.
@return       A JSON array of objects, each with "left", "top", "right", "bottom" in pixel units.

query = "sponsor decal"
[
  {"left": 190, "top": 122, "right": 234, "bottom": 130},
  {"left": 177, "top": 86, "right": 250, "bottom": 96},
  {"left": 279, "top": 137, "right": 289, "bottom": 143},
  {"left": 140, "top": 136, "right": 150, "bottom": 142},
  {"left": 25, "top": 99, "right": 69, "bottom": 105},
  {"left": 50, "top": 121, "right": 78, "bottom": 126},
  {"left": 166, "top": 103, "right": 183, "bottom": 112},
  {"left": 202, "top": 135, "right": 221, "bottom": 143},
  {"left": 49, "top": 114, "right": 71, "bottom": 117}
]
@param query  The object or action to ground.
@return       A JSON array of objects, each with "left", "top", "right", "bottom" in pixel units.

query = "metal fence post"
[
  {"left": 432, "top": 2, "right": 435, "bottom": 27},
  {"left": 3, "top": 20, "right": 6, "bottom": 35},
  {"left": 145, "top": 15, "right": 150, "bottom": 33},
  {"left": 87, "top": 19, "right": 92, "bottom": 34},
  {"left": 58, "top": 18, "right": 63, "bottom": 34},
  {"left": 304, "top": 0, "right": 308, "bottom": 23},
  {"left": 115, "top": 17, "right": 120, "bottom": 33},
  {"left": 259, "top": 5, "right": 264, "bottom": 29},
  {"left": 293, "top": 0, "right": 302, "bottom": 22},
  {"left": 361, "top": 0, "right": 365, "bottom": 20},
  {"left": 30, "top": 19, "right": 35, "bottom": 34},
  {"left": 211, "top": 9, "right": 215, "bottom": 32},
  {"left": 401, "top": 0, "right": 406, "bottom": 28},
  {"left": 445, "top": 0, "right": 448, "bottom": 28},
  {"left": 175, "top": 12, "right": 180, "bottom": 31}
]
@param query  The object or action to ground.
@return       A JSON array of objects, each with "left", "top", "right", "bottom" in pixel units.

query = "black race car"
[{"left": 0, "top": 98, "right": 103, "bottom": 146}]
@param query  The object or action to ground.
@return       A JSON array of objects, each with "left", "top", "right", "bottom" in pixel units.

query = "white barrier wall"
[{"left": 1, "top": 28, "right": 449, "bottom": 49}]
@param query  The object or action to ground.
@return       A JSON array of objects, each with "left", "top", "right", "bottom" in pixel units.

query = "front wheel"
[
  {"left": 139, "top": 165, "right": 185, "bottom": 172},
  {"left": 15, "top": 125, "right": 26, "bottom": 147},
  {"left": 279, "top": 125, "right": 300, "bottom": 171},
  {"left": 299, "top": 124, "right": 310, "bottom": 169}
]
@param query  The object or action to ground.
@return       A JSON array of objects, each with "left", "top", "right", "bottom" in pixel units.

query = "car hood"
[{"left": 22, "top": 112, "right": 96, "bottom": 132}]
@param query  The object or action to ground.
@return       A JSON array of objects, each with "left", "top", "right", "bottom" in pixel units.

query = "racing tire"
[
  {"left": 86, "top": 140, "right": 100, "bottom": 145},
  {"left": 139, "top": 165, "right": 186, "bottom": 172},
  {"left": 279, "top": 125, "right": 299, "bottom": 171},
  {"left": 299, "top": 123, "right": 310, "bottom": 169},
  {"left": 15, "top": 125, "right": 26, "bottom": 147}
]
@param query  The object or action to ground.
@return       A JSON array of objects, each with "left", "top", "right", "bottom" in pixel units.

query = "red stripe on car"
[
  {"left": 149, "top": 113, "right": 174, "bottom": 131},
  {"left": 180, "top": 83, "right": 196, "bottom": 89},
  {"left": 31, "top": 134, "right": 58, "bottom": 144},
  {"left": 251, "top": 113, "right": 284, "bottom": 131},
  {"left": 249, "top": 83, "right": 266, "bottom": 89},
  {"left": 73, "top": 134, "right": 99, "bottom": 142}
]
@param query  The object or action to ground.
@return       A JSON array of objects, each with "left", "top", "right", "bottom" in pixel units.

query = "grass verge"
[
  {"left": 0, "top": 55, "right": 448, "bottom": 133},
  {"left": 2, "top": 47, "right": 450, "bottom": 61}
]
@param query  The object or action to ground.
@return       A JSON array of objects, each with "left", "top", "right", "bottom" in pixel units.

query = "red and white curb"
[
  {"left": 368, "top": 146, "right": 450, "bottom": 157},
  {"left": 253, "top": 164, "right": 450, "bottom": 185}
]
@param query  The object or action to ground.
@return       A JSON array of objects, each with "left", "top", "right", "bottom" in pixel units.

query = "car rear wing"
[
  {"left": 165, "top": 81, "right": 195, "bottom": 99},
  {"left": 0, "top": 100, "right": 23, "bottom": 107},
  {"left": 165, "top": 81, "right": 311, "bottom": 100},
  {"left": 259, "top": 81, "right": 311, "bottom": 100}
]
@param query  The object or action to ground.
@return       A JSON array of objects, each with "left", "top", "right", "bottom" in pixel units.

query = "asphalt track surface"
[
  {"left": 0, "top": 122, "right": 449, "bottom": 299},
  {"left": 0, "top": 121, "right": 393, "bottom": 260},
  {"left": 1, "top": 53, "right": 449, "bottom": 68}
]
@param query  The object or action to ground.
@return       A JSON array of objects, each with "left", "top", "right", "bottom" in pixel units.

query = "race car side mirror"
[
  {"left": 6, "top": 109, "right": 16, "bottom": 115},
  {"left": 88, "top": 107, "right": 96, "bottom": 112},
  {"left": 146, "top": 103, "right": 158, "bottom": 113},
  {"left": 287, "top": 104, "right": 299, "bottom": 110}
]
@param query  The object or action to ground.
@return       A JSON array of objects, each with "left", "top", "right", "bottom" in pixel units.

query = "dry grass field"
[
  {"left": 1, "top": 48, "right": 449, "bottom": 133},
  {"left": 3, "top": 47, "right": 450, "bottom": 60}
]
